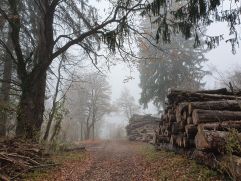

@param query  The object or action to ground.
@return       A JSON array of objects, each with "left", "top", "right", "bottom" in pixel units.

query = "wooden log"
[
  {"left": 195, "top": 130, "right": 226, "bottom": 151},
  {"left": 163, "top": 114, "right": 168, "bottom": 122},
  {"left": 183, "top": 136, "right": 195, "bottom": 148},
  {"left": 192, "top": 109, "right": 241, "bottom": 125},
  {"left": 170, "top": 135, "right": 177, "bottom": 146},
  {"left": 157, "top": 135, "right": 170, "bottom": 143},
  {"left": 164, "top": 129, "right": 171, "bottom": 137},
  {"left": 168, "top": 91, "right": 241, "bottom": 105},
  {"left": 176, "top": 134, "right": 184, "bottom": 147},
  {"left": 171, "top": 122, "right": 184, "bottom": 134},
  {"left": 167, "top": 109, "right": 174, "bottom": 118},
  {"left": 159, "top": 126, "right": 166, "bottom": 135},
  {"left": 153, "top": 131, "right": 158, "bottom": 145},
  {"left": 195, "top": 129, "right": 241, "bottom": 151},
  {"left": 198, "top": 121, "right": 241, "bottom": 132},
  {"left": 175, "top": 103, "right": 189, "bottom": 122},
  {"left": 187, "top": 117, "right": 193, "bottom": 124},
  {"left": 176, "top": 110, "right": 182, "bottom": 122},
  {"left": 168, "top": 114, "right": 176, "bottom": 123},
  {"left": 185, "top": 124, "right": 197, "bottom": 138},
  {"left": 168, "top": 88, "right": 229, "bottom": 96},
  {"left": 127, "top": 121, "right": 159, "bottom": 130},
  {"left": 182, "top": 111, "right": 187, "bottom": 121},
  {"left": 188, "top": 100, "right": 241, "bottom": 115},
  {"left": 180, "top": 119, "right": 187, "bottom": 128}
]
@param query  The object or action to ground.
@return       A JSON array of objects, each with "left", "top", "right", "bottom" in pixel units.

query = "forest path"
[
  {"left": 79, "top": 140, "right": 153, "bottom": 181},
  {"left": 33, "top": 140, "right": 155, "bottom": 181},
  {"left": 28, "top": 140, "right": 223, "bottom": 181}
]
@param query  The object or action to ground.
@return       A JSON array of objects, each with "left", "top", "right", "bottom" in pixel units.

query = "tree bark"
[
  {"left": 157, "top": 135, "right": 170, "bottom": 143},
  {"left": 192, "top": 109, "right": 241, "bottom": 125},
  {"left": 185, "top": 124, "right": 197, "bottom": 138},
  {"left": 16, "top": 72, "right": 47, "bottom": 141},
  {"left": 198, "top": 121, "right": 241, "bottom": 132},
  {"left": 80, "top": 121, "right": 83, "bottom": 141},
  {"left": 0, "top": 30, "right": 12, "bottom": 137},
  {"left": 195, "top": 129, "right": 241, "bottom": 151},
  {"left": 168, "top": 88, "right": 229, "bottom": 96},
  {"left": 86, "top": 126, "right": 91, "bottom": 140},
  {"left": 168, "top": 90, "right": 241, "bottom": 105},
  {"left": 188, "top": 100, "right": 241, "bottom": 115},
  {"left": 92, "top": 123, "right": 95, "bottom": 140},
  {"left": 43, "top": 58, "right": 63, "bottom": 141},
  {"left": 13, "top": 0, "right": 54, "bottom": 141}
]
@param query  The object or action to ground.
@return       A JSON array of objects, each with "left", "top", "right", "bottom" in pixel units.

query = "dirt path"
[
  {"left": 29, "top": 140, "right": 223, "bottom": 181},
  {"left": 79, "top": 141, "right": 153, "bottom": 181}
]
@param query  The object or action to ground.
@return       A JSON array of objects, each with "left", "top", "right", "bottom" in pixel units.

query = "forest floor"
[{"left": 24, "top": 140, "right": 226, "bottom": 181}]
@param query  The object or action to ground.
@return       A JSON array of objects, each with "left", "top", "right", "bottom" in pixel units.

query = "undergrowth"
[
  {"left": 140, "top": 145, "right": 222, "bottom": 181},
  {"left": 23, "top": 149, "right": 87, "bottom": 180}
]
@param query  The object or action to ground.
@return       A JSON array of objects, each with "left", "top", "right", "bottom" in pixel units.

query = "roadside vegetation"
[
  {"left": 23, "top": 150, "right": 88, "bottom": 181},
  {"left": 139, "top": 145, "right": 225, "bottom": 181}
]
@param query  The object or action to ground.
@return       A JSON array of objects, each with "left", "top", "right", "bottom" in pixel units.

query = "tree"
[
  {"left": 84, "top": 73, "right": 111, "bottom": 139},
  {"left": 218, "top": 66, "right": 241, "bottom": 91},
  {"left": 0, "top": 1, "right": 14, "bottom": 137},
  {"left": 43, "top": 55, "right": 68, "bottom": 141},
  {"left": 138, "top": 21, "right": 208, "bottom": 109},
  {"left": 0, "top": 0, "right": 145, "bottom": 140},
  {"left": 142, "top": 0, "right": 241, "bottom": 54},
  {"left": 63, "top": 72, "right": 111, "bottom": 141},
  {"left": 116, "top": 88, "right": 140, "bottom": 120},
  {"left": 0, "top": 28, "right": 13, "bottom": 137},
  {"left": 0, "top": 0, "right": 240, "bottom": 140}
]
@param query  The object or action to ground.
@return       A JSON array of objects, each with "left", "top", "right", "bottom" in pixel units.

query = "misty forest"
[{"left": 1, "top": 0, "right": 241, "bottom": 180}]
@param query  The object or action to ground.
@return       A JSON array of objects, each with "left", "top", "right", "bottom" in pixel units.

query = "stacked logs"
[
  {"left": 0, "top": 138, "right": 55, "bottom": 180},
  {"left": 154, "top": 88, "right": 241, "bottom": 178},
  {"left": 126, "top": 114, "right": 160, "bottom": 143}
]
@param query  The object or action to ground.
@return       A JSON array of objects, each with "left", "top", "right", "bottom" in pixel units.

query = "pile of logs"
[
  {"left": 154, "top": 88, "right": 241, "bottom": 178},
  {"left": 0, "top": 138, "right": 55, "bottom": 180},
  {"left": 126, "top": 114, "right": 160, "bottom": 143}
]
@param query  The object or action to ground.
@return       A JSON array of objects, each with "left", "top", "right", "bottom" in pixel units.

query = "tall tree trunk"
[
  {"left": 13, "top": 0, "right": 54, "bottom": 141},
  {"left": 0, "top": 30, "right": 13, "bottom": 137},
  {"left": 16, "top": 72, "right": 47, "bottom": 141},
  {"left": 43, "top": 58, "right": 63, "bottom": 141},
  {"left": 92, "top": 123, "right": 95, "bottom": 140},
  {"left": 85, "top": 107, "right": 91, "bottom": 140},
  {"left": 81, "top": 121, "right": 83, "bottom": 141},
  {"left": 50, "top": 118, "right": 62, "bottom": 142},
  {"left": 86, "top": 126, "right": 90, "bottom": 140}
]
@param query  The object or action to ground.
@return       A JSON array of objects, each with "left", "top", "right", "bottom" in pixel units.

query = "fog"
[
  {"left": 2, "top": 0, "right": 241, "bottom": 143},
  {"left": 65, "top": 1, "right": 241, "bottom": 141},
  {"left": 97, "top": 16, "right": 241, "bottom": 139}
]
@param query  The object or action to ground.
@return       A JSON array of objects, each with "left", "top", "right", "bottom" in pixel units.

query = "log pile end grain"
[
  {"left": 126, "top": 114, "right": 160, "bottom": 143},
  {"left": 154, "top": 88, "right": 241, "bottom": 179}
]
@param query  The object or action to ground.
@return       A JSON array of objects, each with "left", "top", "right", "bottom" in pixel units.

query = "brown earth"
[{"left": 26, "top": 140, "right": 224, "bottom": 181}]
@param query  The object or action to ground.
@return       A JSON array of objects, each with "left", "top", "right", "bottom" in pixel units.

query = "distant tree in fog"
[
  {"left": 62, "top": 72, "right": 112, "bottom": 141},
  {"left": 219, "top": 66, "right": 241, "bottom": 91},
  {"left": 116, "top": 88, "right": 140, "bottom": 120},
  {"left": 138, "top": 23, "right": 209, "bottom": 109}
]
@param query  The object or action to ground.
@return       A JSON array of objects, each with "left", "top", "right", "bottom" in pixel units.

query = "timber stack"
[
  {"left": 154, "top": 88, "right": 241, "bottom": 179},
  {"left": 126, "top": 114, "right": 160, "bottom": 143},
  {"left": 0, "top": 138, "right": 54, "bottom": 180}
]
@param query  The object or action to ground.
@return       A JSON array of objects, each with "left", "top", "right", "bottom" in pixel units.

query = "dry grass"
[
  {"left": 23, "top": 150, "right": 88, "bottom": 181},
  {"left": 139, "top": 145, "right": 226, "bottom": 181}
]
